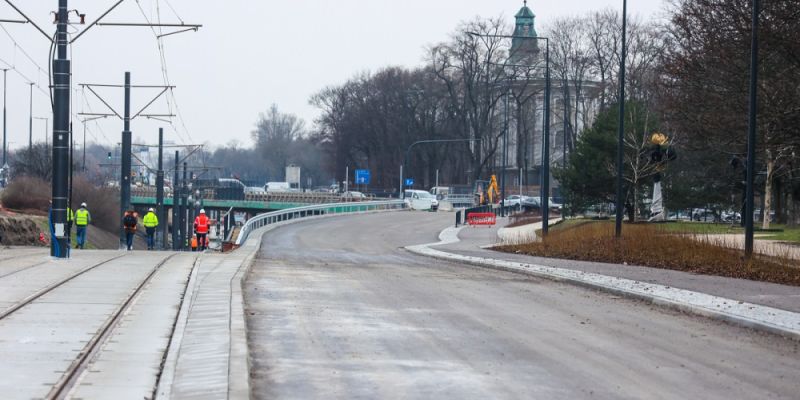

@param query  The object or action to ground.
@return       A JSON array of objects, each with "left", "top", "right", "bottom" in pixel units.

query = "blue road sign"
[
  {"left": 404, "top": 178, "right": 414, "bottom": 187},
  {"left": 355, "top": 169, "right": 371, "bottom": 185}
]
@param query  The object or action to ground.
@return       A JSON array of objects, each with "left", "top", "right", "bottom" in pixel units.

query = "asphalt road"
[{"left": 244, "top": 212, "right": 800, "bottom": 400}]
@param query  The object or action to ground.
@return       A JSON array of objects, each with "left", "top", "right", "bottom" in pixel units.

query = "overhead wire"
[{"left": 133, "top": 0, "right": 192, "bottom": 145}]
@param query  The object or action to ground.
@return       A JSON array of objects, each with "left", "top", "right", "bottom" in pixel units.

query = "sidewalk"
[{"left": 407, "top": 220, "right": 800, "bottom": 340}]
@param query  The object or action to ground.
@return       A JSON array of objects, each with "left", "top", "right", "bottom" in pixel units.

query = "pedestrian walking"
[
  {"left": 193, "top": 209, "right": 211, "bottom": 252},
  {"left": 123, "top": 210, "right": 138, "bottom": 251},
  {"left": 143, "top": 208, "right": 159, "bottom": 250},
  {"left": 75, "top": 203, "right": 91, "bottom": 249}
]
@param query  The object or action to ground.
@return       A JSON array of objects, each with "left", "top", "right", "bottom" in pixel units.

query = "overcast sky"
[{"left": 0, "top": 0, "right": 666, "bottom": 151}]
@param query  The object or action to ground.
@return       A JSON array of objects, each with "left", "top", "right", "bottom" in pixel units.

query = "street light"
[
  {"left": 2, "top": 68, "right": 8, "bottom": 166},
  {"left": 401, "top": 139, "right": 481, "bottom": 199},
  {"left": 615, "top": 0, "right": 628, "bottom": 238},
  {"left": 744, "top": 0, "right": 760, "bottom": 258},
  {"left": 34, "top": 117, "right": 49, "bottom": 149},
  {"left": 28, "top": 82, "right": 34, "bottom": 151},
  {"left": 466, "top": 31, "right": 551, "bottom": 233}
]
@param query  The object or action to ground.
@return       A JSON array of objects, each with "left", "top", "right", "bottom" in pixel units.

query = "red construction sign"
[{"left": 467, "top": 212, "right": 496, "bottom": 226}]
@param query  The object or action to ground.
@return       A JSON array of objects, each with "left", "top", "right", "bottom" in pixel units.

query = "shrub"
[
  {"left": 496, "top": 221, "right": 800, "bottom": 286},
  {"left": 71, "top": 176, "right": 120, "bottom": 233},
  {"left": 1, "top": 176, "right": 50, "bottom": 212}
]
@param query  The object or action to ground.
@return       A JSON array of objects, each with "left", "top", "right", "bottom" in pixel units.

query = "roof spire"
[{"left": 524, "top": 0, "right": 528, "bottom": 6}]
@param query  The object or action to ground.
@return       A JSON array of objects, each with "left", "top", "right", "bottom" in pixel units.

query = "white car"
[
  {"left": 341, "top": 191, "right": 367, "bottom": 200},
  {"left": 404, "top": 190, "right": 439, "bottom": 211},
  {"left": 502, "top": 195, "right": 522, "bottom": 207}
]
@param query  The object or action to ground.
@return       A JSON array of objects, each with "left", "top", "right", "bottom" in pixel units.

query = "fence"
[{"left": 234, "top": 200, "right": 407, "bottom": 246}]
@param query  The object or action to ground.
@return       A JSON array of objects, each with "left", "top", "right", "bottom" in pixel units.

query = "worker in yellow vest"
[
  {"left": 66, "top": 206, "right": 74, "bottom": 246},
  {"left": 142, "top": 208, "right": 159, "bottom": 250},
  {"left": 74, "top": 203, "right": 90, "bottom": 249}
]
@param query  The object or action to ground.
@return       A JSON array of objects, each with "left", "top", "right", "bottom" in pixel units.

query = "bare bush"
[
  {"left": 1, "top": 176, "right": 50, "bottom": 211},
  {"left": 71, "top": 175, "right": 119, "bottom": 233}
]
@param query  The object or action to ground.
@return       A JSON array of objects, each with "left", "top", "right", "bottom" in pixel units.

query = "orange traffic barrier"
[{"left": 467, "top": 212, "right": 496, "bottom": 226}]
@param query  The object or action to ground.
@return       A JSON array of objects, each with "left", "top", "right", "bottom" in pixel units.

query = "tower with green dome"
[{"left": 510, "top": 0, "right": 540, "bottom": 63}]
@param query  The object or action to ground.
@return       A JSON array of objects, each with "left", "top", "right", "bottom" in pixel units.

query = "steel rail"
[
  {"left": 46, "top": 253, "right": 178, "bottom": 400},
  {"left": 0, "top": 254, "right": 127, "bottom": 320}
]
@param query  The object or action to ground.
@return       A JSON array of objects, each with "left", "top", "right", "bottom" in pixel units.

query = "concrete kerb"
[{"left": 407, "top": 226, "right": 800, "bottom": 342}]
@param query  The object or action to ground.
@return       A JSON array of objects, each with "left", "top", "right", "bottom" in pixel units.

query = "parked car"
[
  {"left": 502, "top": 195, "right": 522, "bottom": 208},
  {"left": 404, "top": 189, "right": 439, "bottom": 211},
  {"left": 520, "top": 196, "right": 541, "bottom": 210},
  {"left": 548, "top": 197, "right": 563, "bottom": 211}
]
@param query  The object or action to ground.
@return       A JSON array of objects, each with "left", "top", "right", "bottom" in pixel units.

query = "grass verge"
[{"left": 496, "top": 221, "right": 800, "bottom": 287}]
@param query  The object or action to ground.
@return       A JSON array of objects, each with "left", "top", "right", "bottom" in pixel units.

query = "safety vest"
[
  {"left": 194, "top": 215, "right": 210, "bottom": 234},
  {"left": 75, "top": 208, "right": 90, "bottom": 226},
  {"left": 143, "top": 212, "right": 159, "bottom": 228},
  {"left": 67, "top": 208, "right": 73, "bottom": 222}
]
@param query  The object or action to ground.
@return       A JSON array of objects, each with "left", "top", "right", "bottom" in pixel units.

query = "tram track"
[
  {"left": 46, "top": 253, "right": 178, "bottom": 400},
  {"left": 0, "top": 253, "right": 128, "bottom": 321},
  {"left": 0, "top": 260, "right": 50, "bottom": 279}
]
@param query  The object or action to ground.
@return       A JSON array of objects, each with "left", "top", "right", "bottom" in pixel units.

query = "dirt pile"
[{"left": 0, "top": 215, "right": 47, "bottom": 246}]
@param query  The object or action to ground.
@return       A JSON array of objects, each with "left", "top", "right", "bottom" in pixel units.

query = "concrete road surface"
[{"left": 244, "top": 212, "right": 800, "bottom": 400}]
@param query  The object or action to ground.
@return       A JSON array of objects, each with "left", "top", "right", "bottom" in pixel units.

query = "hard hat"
[
  {"left": 81, "top": 202, "right": 87, "bottom": 207},
  {"left": 200, "top": 209, "right": 206, "bottom": 214},
  {"left": 148, "top": 208, "right": 154, "bottom": 212}
]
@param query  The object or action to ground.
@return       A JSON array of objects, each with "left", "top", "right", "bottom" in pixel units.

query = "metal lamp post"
[
  {"left": 466, "top": 31, "right": 551, "bottom": 233},
  {"left": 615, "top": 0, "right": 628, "bottom": 238},
  {"left": 401, "top": 139, "right": 482, "bottom": 199},
  {"left": 744, "top": 0, "right": 760, "bottom": 257}
]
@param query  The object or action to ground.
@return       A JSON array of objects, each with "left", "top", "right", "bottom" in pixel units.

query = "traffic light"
[{"left": 107, "top": 152, "right": 112, "bottom": 160}]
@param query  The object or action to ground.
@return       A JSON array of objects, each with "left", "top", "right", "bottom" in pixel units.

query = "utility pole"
[
  {"left": 156, "top": 128, "right": 165, "bottom": 250},
  {"left": 501, "top": 89, "right": 509, "bottom": 217},
  {"left": 172, "top": 150, "right": 179, "bottom": 250},
  {"left": 119, "top": 72, "right": 132, "bottom": 249},
  {"left": 744, "top": 0, "right": 760, "bottom": 258},
  {"left": 541, "top": 39, "right": 552, "bottom": 236},
  {"left": 82, "top": 121, "right": 86, "bottom": 172},
  {"left": 51, "top": 0, "right": 70, "bottom": 258},
  {"left": 2, "top": 68, "right": 7, "bottom": 166},
  {"left": 615, "top": 0, "right": 628, "bottom": 238},
  {"left": 181, "top": 161, "right": 188, "bottom": 250},
  {"left": 28, "top": 82, "right": 33, "bottom": 151}
]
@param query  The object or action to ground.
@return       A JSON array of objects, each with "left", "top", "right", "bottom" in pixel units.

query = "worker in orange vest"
[{"left": 193, "top": 209, "right": 211, "bottom": 251}]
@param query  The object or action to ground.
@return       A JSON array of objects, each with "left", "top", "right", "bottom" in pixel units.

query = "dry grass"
[{"left": 496, "top": 221, "right": 800, "bottom": 287}]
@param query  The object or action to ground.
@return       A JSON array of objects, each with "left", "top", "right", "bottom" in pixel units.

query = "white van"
[
  {"left": 404, "top": 190, "right": 439, "bottom": 211},
  {"left": 265, "top": 182, "right": 291, "bottom": 192}
]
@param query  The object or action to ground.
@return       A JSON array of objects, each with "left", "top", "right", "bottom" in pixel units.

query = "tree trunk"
[{"left": 762, "top": 151, "right": 774, "bottom": 230}]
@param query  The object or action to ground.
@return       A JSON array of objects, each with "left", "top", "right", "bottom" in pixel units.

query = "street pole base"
[{"left": 50, "top": 238, "right": 69, "bottom": 258}]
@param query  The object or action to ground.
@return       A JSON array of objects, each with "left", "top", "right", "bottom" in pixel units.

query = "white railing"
[{"left": 234, "top": 200, "right": 406, "bottom": 246}]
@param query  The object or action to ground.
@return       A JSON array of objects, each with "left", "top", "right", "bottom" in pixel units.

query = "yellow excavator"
[{"left": 477, "top": 175, "right": 501, "bottom": 205}]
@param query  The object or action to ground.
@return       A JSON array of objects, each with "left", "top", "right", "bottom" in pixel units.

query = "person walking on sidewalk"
[
  {"left": 74, "top": 203, "right": 91, "bottom": 249},
  {"left": 143, "top": 208, "right": 159, "bottom": 250},
  {"left": 193, "top": 209, "right": 211, "bottom": 251},
  {"left": 123, "top": 210, "right": 138, "bottom": 251}
]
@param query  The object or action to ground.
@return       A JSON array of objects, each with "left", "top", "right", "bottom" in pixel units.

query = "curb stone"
[{"left": 406, "top": 226, "right": 800, "bottom": 341}]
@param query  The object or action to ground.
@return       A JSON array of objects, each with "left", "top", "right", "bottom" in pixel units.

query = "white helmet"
[
  {"left": 81, "top": 202, "right": 87, "bottom": 207},
  {"left": 200, "top": 209, "right": 206, "bottom": 214},
  {"left": 148, "top": 208, "right": 154, "bottom": 212}
]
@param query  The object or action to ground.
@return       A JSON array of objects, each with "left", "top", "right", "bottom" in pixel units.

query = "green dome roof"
[{"left": 515, "top": 5, "right": 535, "bottom": 19}]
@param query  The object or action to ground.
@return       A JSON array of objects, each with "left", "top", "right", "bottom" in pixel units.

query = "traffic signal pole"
[{"left": 51, "top": 0, "right": 70, "bottom": 258}]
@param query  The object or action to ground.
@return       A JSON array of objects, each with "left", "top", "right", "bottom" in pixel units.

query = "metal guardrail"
[{"left": 234, "top": 200, "right": 407, "bottom": 246}]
